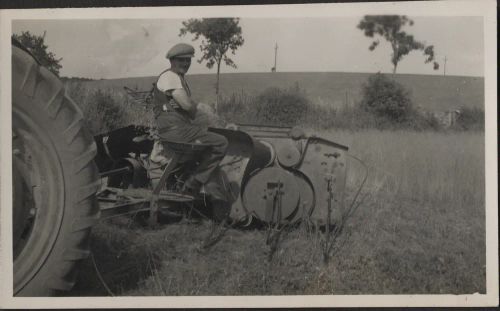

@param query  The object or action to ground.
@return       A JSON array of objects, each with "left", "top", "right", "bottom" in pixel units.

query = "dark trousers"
[
  {"left": 155, "top": 110, "right": 228, "bottom": 185},
  {"left": 183, "top": 130, "right": 228, "bottom": 184}
]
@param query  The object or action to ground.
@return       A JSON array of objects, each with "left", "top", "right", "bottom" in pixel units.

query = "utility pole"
[
  {"left": 272, "top": 42, "right": 278, "bottom": 72},
  {"left": 443, "top": 56, "right": 447, "bottom": 76}
]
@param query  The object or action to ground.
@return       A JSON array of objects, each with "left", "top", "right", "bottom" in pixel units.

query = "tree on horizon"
[
  {"left": 179, "top": 18, "right": 244, "bottom": 113},
  {"left": 357, "top": 15, "right": 439, "bottom": 74}
]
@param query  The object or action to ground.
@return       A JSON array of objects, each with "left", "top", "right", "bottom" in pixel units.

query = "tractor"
[{"left": 12, "top": 38, "right": 350, "bottom": 297}]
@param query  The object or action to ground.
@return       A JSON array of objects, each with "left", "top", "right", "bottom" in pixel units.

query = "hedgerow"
[{"left": 66, "top": 78, "right": 483, "bottom": 133}]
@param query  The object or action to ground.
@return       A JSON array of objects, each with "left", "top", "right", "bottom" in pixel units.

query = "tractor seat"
[{"left": 149, "top": 140, "right": 213, "bottom": 225}]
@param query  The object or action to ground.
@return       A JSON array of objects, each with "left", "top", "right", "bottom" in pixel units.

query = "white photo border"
[{"left": 0, "top": 0, "right": 497, "bottom": 308}]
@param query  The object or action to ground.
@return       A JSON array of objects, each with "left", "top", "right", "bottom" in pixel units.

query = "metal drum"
[
  {"left": 242, "top": 167, "right": 300, "bottom": 223},
  {"left": 276, "top": 143, "right": 301, "bottom": 168}
]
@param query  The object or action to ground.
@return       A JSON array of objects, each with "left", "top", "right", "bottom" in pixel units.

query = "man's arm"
[{"left": 171, "top": 88, "right": 198, "bottom": 118}]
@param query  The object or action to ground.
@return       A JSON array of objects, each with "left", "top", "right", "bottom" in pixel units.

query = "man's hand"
[{"left": 168, "top": 98, "right": 181, "bottom": 110}]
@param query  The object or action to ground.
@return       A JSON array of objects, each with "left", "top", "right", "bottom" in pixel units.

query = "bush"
[
  {"left": 406, "top": 111, "right": 441, "bottom": 131},
  {"left": 217, "top": 91, "right": 257, "bottom": 125},
  {"left": 254, "top": 85, "right": 310, "bottom": 126},
  {"left": 66, "top": 82, "right": 153, "bottom": 135},
  {"left": 218, "top": 83, "right": 407, "bottom": 130},
  {"left": 360, "top": 73, "right": 414, "bottom": 124},
  {"left": 85, "top": 89, "right": 127, "bottom": 134},
  {"left": 218, "top": 84, "right": 313, "bottom": 127},
  {"left": 455, "top": 107, "right": 484, "bottom": 131}
]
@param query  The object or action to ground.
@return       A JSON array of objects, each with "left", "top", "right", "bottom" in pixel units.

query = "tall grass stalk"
[{"left": 324, "top": 130, "right": 484, "bottom": 210}]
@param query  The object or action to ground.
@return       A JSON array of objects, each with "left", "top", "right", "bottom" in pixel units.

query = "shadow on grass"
[{"left": 65, "top": 215, "right": 163, "bottom": 296}]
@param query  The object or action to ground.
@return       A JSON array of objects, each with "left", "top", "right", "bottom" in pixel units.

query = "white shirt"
[{"left": 156, "top": 70, "right": 190, "bottom": 95}]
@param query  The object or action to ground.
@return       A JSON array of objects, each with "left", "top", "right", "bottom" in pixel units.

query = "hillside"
[{"left": 84, "top": 72, "right": 484, "bottom": 111}]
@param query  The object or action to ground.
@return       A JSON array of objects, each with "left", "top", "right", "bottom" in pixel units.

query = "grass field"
[
  {"left": 83, "top": 72, "right": 484, "bottom": 111},
  {"left": 68, "top": 129, "right": 485, "bottom": 296}
]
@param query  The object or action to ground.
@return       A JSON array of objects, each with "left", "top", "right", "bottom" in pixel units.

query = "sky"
[{"left": 12, "top": 16, "right": 484, "bottom": 79}]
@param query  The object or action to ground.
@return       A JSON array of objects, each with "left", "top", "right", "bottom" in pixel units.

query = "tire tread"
[
  {"left": 72, "top": 142, "right": 97, "bottom": 174},
  {"left": 20, "top": 61, "right": 38, "bottom": 96},
  {"left": 45, "top": 88, "right": 65, "bottom": 119},
  {"left": 71, "top": 214, "right": 100, "bottom": 233},
  {"left": 62, "top": 248, "right": 90, "bottom": 261},
  {"left": 75, "top": 180, "right": 101, "bottom": 203},
  {"left": 13, "top": 45, "right": 100, "bottom": 296},
  {"left": 62, "top": 111, "right": 83, "bottom": 144},
  {"left": 46, "top": 277, "right": 75, "bottom": 291}
]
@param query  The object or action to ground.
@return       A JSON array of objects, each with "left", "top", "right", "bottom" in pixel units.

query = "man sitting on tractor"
[{"left": 150, "top": 43, "right": 229, "bottom": 202}]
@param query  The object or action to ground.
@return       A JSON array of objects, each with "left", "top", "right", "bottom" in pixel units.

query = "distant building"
[{"left": 433, "top": 109, "right": 461, "bottom": 128}]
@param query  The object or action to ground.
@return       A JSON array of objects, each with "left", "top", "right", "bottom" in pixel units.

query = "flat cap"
[{"left": 166, "top": 43, "right": 195, "bottom": 59}]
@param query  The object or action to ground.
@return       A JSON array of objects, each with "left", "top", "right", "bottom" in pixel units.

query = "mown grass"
[{"left": 68, "top": 129, "right": 485, "bottom": 296}]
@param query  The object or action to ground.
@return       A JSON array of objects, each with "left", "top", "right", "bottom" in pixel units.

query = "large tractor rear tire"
[{"left": 12, "top": 43, "right": 100, "bottom": 296}]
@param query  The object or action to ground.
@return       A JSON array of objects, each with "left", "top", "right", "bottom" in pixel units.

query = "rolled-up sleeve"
[{"left": 156, "top": 71, "right": 183, "bottom": 93}]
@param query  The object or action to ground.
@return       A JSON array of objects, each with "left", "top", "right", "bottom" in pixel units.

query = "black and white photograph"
[{"left": 0, "top": 0, "right": 498, "bottom": 308}]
